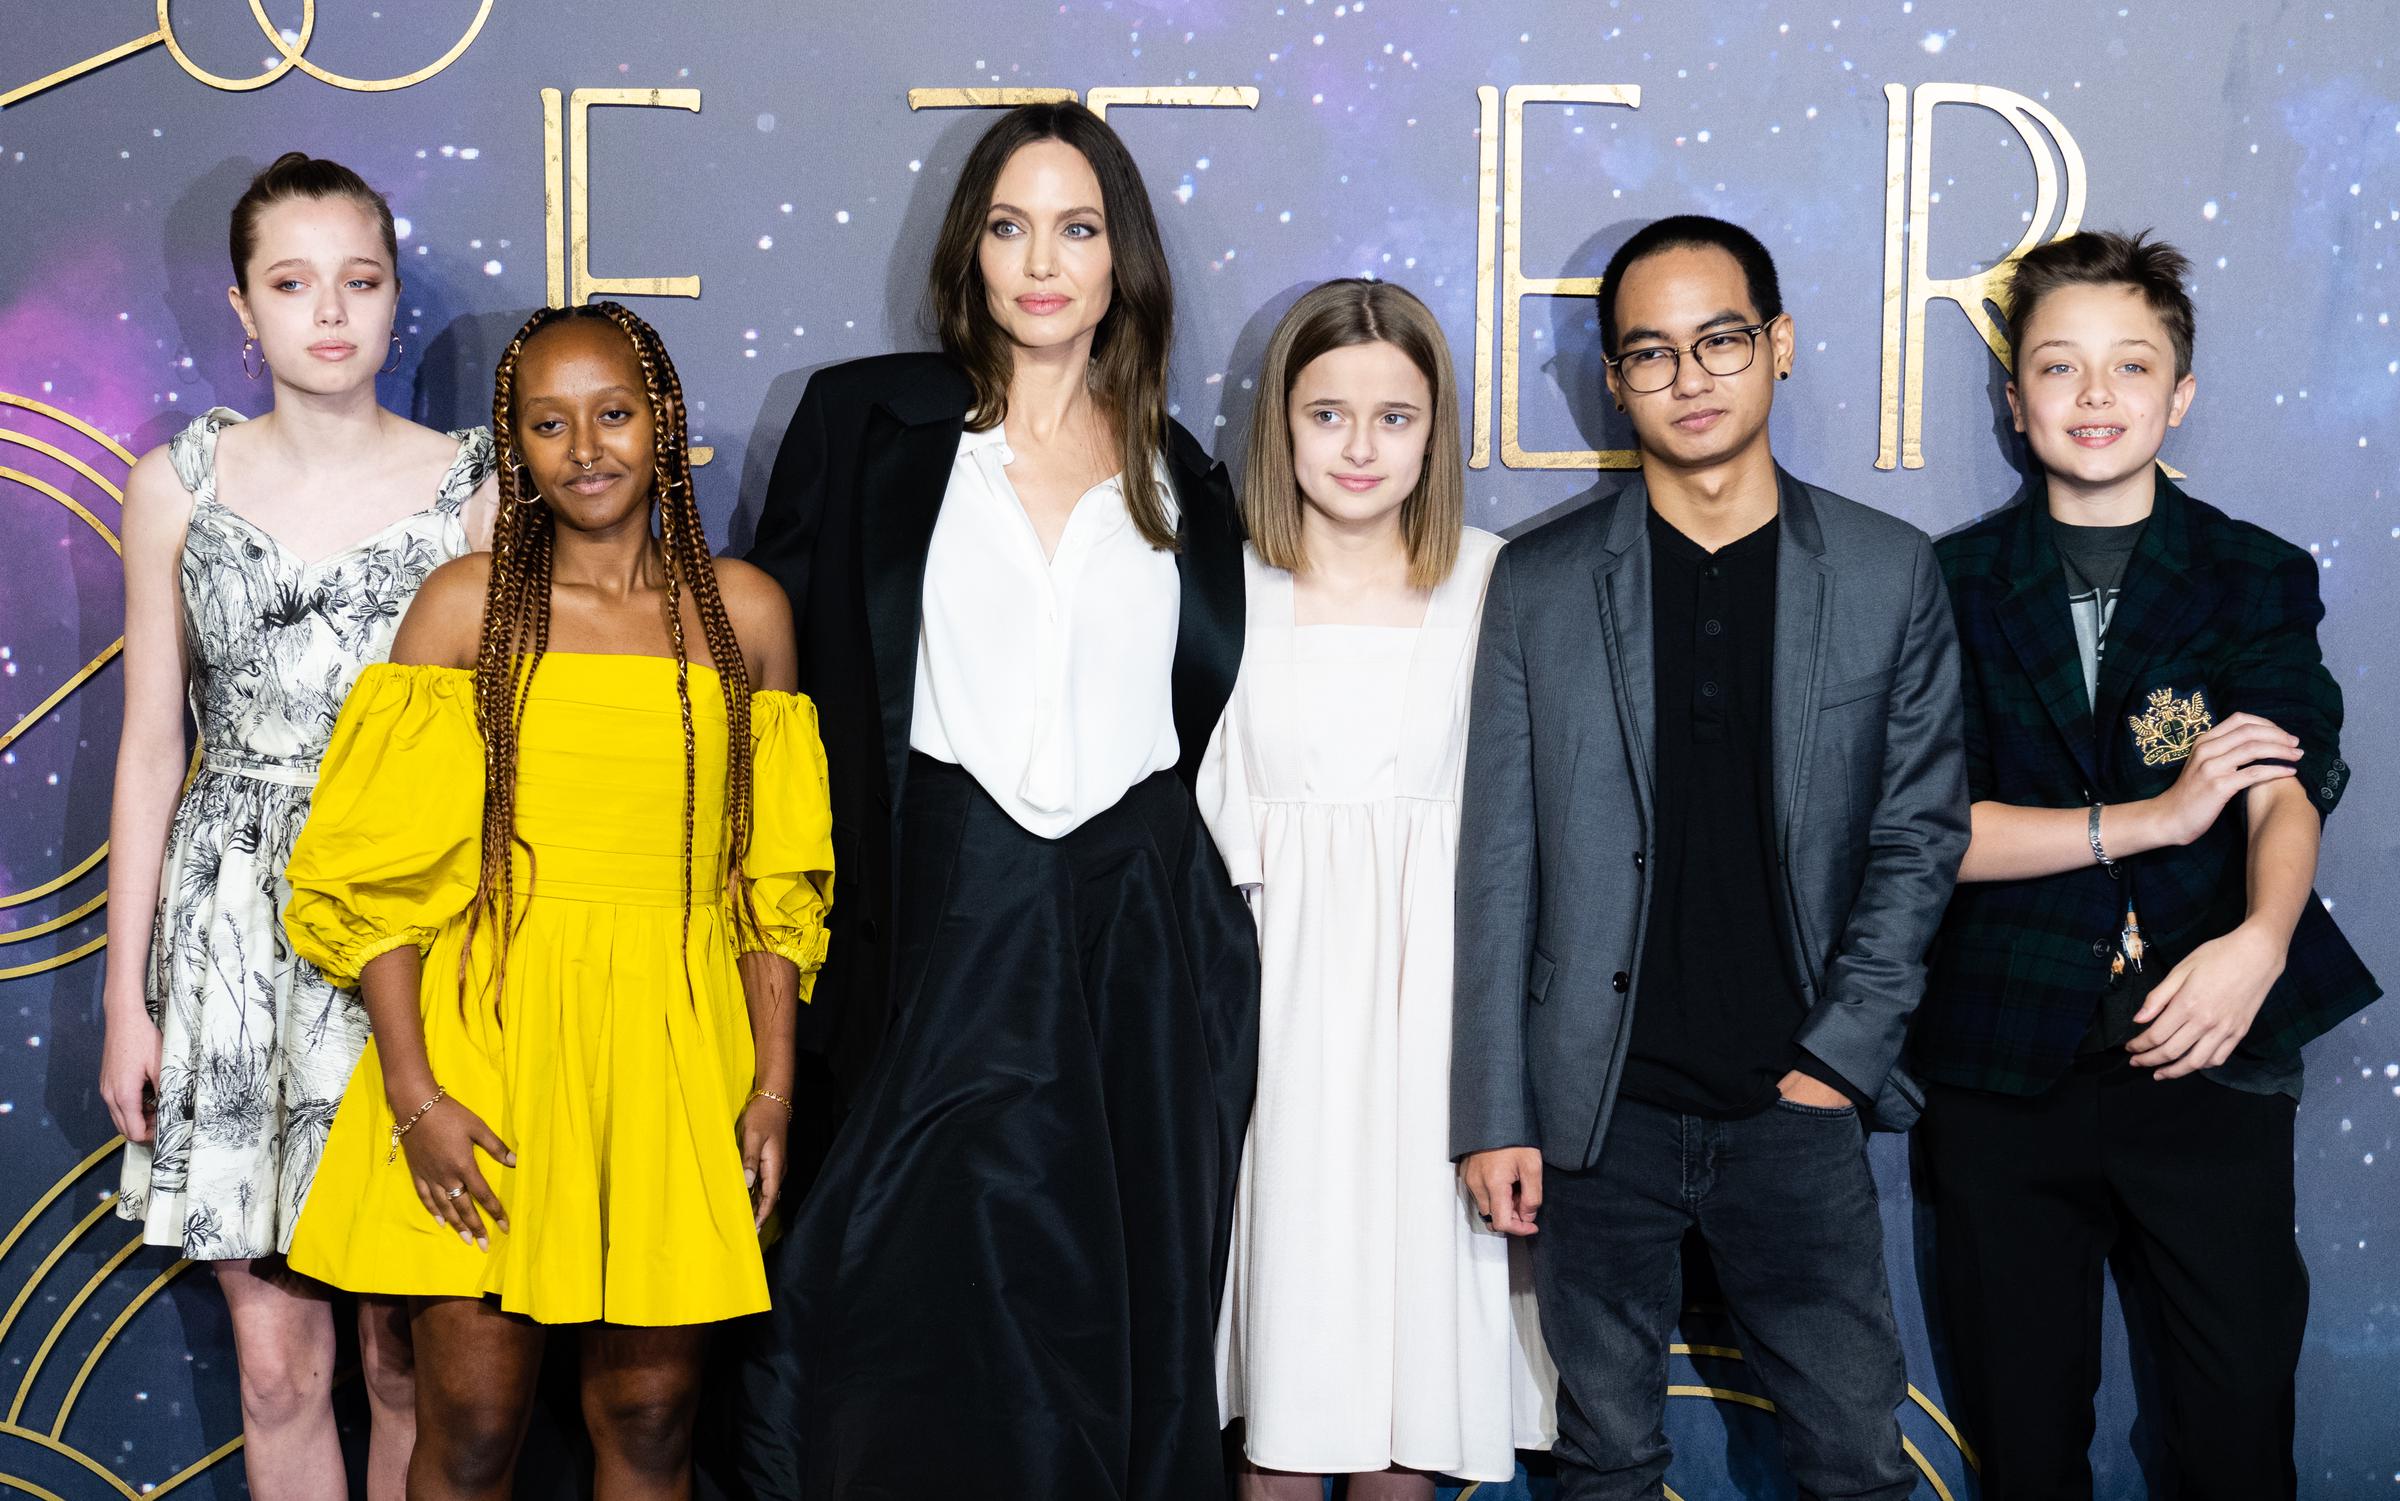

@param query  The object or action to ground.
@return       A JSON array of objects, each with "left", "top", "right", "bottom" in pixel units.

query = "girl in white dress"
[
  {"left": 96, "top": 154, "right": 495, "bottom": 1501},
  {"left": 1203, "top": 279, "right": 1554, "bottom": 1497}
]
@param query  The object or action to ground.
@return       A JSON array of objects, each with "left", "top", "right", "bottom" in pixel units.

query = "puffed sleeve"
[
  {"left": 732, "top": 692, "right": 836, "bottom": 999},
  {"left": 283, "top": 664, "right": 485, "bottom": 989},
  {"left": 1196, "top": 694, "right": 1263, "bottom": 894}
]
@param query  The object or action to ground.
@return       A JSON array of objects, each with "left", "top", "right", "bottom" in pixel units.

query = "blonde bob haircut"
[{"left": 1242, "top": 278, "right": 1464, "bottom": 592}]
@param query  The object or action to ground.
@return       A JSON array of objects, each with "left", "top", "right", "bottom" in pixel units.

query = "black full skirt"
[{"left": 731, "top": 754, "right": 1259, "bottom": 1499}]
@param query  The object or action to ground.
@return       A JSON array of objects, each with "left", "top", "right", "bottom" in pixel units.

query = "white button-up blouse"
[{"left": 909, "top": 424, "right": 1182, "bottom": 839}]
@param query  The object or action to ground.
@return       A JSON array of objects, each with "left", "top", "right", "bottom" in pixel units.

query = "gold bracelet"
[
  {"left": 388, "top": 1086, "right": 448, "bottom": 1164},
  {"left": 748, "top": 1087, "right": 795, "bottom": 1117}
]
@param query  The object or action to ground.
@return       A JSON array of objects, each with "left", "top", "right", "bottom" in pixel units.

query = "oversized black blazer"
[{"left": 746, "top": 352, "right": 1247, "bottom": 1099}]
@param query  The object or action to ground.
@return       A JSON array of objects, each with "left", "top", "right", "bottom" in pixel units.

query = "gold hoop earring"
[
  {"left": 241, "top": 338, "right": 263, "bottom": 380},
  {"left": 381, "top": 336, "right": 405, "bottom": 375}
]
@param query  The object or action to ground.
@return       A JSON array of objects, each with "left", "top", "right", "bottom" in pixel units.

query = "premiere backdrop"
[{"left": 0, "top": 2, "right": 2393, "bottom": 1497}]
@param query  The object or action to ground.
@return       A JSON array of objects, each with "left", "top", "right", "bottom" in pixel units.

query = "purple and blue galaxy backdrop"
[{"left": 0, "top": 3, "right": 2391, "bottom": 1496}]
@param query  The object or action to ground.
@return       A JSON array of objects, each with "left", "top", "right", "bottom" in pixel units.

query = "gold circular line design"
[
  {"left": 0, "top": 894, "right": 105, "bottom": 949},
  {"left": 0, "top": 450, "right": 129, "bottom": 790},
  {"left": 1668, "top": 1381, "right": 1777, "bottom": 1415},
  {"left": 1909, "top": 1383, "right": 1979, "bottom": 1472},
  {"left": 1674, "top": 1339, "right": 1975, "bottom": 1480},
  {"left": 49, "top": 1258, "right": 191, "bottom": 1438},
  {"left": 0, "top": 636, "right": 124, "bottom": 755},
  {"left": 0, "top": 1470, "right": 73, "bottom": 1501},
  {"left": 243, "top": 0, "right": 493, "bottom": 92},
  {"left": 0, "top": 444, "right": 124, "bottom": 936},
  {"left": 0, "top": 1424, "right": 140, "bottom": 1500},
  {"left": 1903, "top": 1435, "right": 1957, "bottom": 1501},
  {"left": 0, "top": 847, "right": 106, "bottom": 914},
  {"left": 0, "top": 397, "right": 134, "bottom": 467},
  {"left": 0, "top": 1197, "right": 120, "bottom": 1349},
  {"left": 1666, "top": 1379, "right": 1956, "bottom": 1495},
  {"left": 0, "top": 1143, "right": 120, "bottom": 1268},
  {"left": 154, "top": 0, "right": 316, "bottom": 92},
  {"left": 0, "top": 432, "right": 124, "bottom": 506},
  {"left": 11, "top": 1233, "right": 144, "bottom": 1424},
  {"left": 143, "top": 1432, "right": 245, "bottom": 1498},
  {"left": 0, "top": 935, "right": 106, "bottom": 983},
  {"left": 0, "top": 466, "right": 121, "bottom": 555},
  {"left": 2, "top": 402, "right": 127, "bottom": 937}
]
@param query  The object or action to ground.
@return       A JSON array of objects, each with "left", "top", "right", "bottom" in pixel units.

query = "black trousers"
[
  {"left": 736, "top": 755, "right": 1259, "bottom": 1500},
  {"left": 1917, "top": 1062, "right": 2308, "bottom": 1501}
]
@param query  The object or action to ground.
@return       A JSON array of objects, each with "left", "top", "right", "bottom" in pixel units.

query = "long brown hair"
[
  {"left": 1242, "top": 279, "right": 1465, "bottom": 592},
  {"left": 928, "top": 102, "right": 1179, "bottom": 550},
  {"left": 467, "top": 301, "right": 758, "bottom": 1009}
]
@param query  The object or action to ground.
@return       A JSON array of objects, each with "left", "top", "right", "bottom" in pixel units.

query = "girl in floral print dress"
[{"left": 96, "top": 153, "right": 495, "bottom": 1501}]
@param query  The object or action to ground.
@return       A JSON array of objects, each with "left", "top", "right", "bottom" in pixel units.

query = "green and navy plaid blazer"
[{"left": 1914, "top": 473, "right": 2379, "bottom": 1096}]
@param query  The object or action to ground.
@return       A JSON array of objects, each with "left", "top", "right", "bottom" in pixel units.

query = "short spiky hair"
[
  {"left": 1597, "top": 215, "right": 1783, "bottom": 355},
  {"left": 2005, "top": 230, "right": 2195, "bottom": 379}
]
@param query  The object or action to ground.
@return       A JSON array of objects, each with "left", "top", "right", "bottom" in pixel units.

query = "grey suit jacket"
[{"left": 1449, "top": 472, "right": 1969, "bottom": 1168}]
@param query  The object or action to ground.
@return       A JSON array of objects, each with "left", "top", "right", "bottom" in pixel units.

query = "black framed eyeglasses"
[{"left": 1607, "top": 321, "right": 1775, "bottom": 394}]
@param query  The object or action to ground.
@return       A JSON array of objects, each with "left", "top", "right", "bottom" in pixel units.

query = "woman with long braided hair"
[{"left": 276, "top": 302, "right": 833, "bottom": 1499}]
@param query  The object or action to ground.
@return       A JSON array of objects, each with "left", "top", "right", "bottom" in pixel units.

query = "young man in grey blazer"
[{"left": 1452, "top": 215, "right": 1969, "bottom": 1499}]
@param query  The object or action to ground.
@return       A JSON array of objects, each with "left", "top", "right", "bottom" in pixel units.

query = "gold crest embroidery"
[{"left": 2128, "top": 686, "right": 2213, "bottom": 766}]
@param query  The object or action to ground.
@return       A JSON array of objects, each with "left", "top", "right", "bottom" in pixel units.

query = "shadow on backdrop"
[{"left": 1504, "top": 218, "right": 1646, "bottom": 538}]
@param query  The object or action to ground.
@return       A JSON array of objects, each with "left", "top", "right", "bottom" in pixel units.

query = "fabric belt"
[{"left": 199, "top": 750, "right": 320, "bottom": 788}]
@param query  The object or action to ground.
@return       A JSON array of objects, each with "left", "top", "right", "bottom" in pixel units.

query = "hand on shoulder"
[
  {"left": 709, "top": 556, "right": 797, "bottom": 692},
  {"left": 388, "top": 553, "right": 493, "bottom": 669}
]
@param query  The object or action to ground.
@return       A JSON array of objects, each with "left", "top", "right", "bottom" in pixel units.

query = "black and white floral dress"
[{"left": 117, "top": 407, "right": 492, "bottom": 1260}]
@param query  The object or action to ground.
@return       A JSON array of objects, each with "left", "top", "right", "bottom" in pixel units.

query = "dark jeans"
[
  {"left": 1534, "top": 1094, "right": 1914, "bottom": 1501},
  {"left": 1917, "top": 1063, "right": 2307, "bottom": 1501}
]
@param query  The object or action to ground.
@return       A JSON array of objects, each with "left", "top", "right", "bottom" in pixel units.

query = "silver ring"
[{"left": 444, "top": 1185, "right": 466, "bottom": 1200}]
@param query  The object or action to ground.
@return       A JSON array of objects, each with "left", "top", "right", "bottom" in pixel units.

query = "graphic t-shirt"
[{"left": 2055, "top": 517, "right": 2145, "bottom": 705}]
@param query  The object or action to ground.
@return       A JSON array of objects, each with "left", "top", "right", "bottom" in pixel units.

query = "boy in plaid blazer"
[{"left": 1915, "top": 230, "right": 2379, "bottom": 1500}]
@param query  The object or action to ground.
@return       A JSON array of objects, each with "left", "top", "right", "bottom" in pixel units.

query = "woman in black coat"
[{"left": 731, "top": 102, "right": 1258, "bottom": 1500}]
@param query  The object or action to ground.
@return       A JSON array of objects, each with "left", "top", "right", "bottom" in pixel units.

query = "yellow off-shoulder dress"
[{"left": 281, "top": 654, "right": 833, "bottom": 1326}]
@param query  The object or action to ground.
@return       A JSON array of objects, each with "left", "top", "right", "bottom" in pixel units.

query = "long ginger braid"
[{"left": 463, "top": 301, "right": 759, "bottom": 1017}]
